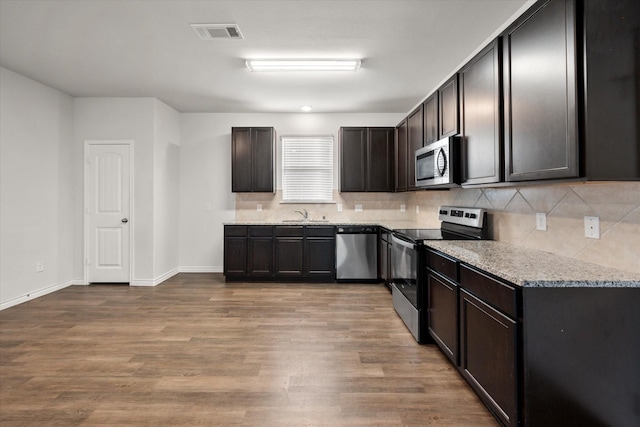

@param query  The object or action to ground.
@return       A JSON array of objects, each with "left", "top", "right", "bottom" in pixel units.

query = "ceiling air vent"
[{"left": 191, "top": 24, "right": 244, "bottom": 40}]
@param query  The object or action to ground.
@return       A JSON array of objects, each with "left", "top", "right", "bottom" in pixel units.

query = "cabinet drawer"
[
  {"left": 305, "top": 226, "right": 335, "bottom": 237},
  {"left": 427, "top": 249, "right": 458, "bottom": 282},
  {"left": 274, "top": 226, "right": 304, "bottom": 237},
  {"left": 225, "top": 225, "right": 247, "bottom": 237},
  {"left": 249, "top": 226, "right": 273, "bottom": 237},
  {"left": 460, "top": 264, "right": 518, "bottom": 319}
]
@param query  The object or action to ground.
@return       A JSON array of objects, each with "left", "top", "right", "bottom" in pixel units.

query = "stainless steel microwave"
[{"left": 415, "top": 136, "right": 461, "bottom": 188}]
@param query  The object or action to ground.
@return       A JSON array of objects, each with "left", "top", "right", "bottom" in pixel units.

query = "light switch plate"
[
  {"left": 536, "top": 213, "right": 547, "bottom": 231},
  {"left": 355, "top": 204, "right": 363, "bottom": 212},
  {"left": 256, "top": 204, "right": 262, "bottom": 212},
  {"left": 337, "top": 203, "right": 343, "bottom": 212},
  {"left": 585, "top": 216, "right": 600, "bottom": 239},
  {"left": 400, "top": 204, "right": 406, "bottom": 212}
]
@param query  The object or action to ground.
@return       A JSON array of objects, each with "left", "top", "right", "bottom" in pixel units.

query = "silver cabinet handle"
[{"left": 121, "top": 218, "right": 129, "bottom": 223}]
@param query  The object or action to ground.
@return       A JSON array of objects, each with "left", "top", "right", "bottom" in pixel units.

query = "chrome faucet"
[{"left": 294, "top": 209, "right": 308, "bottom": 219}]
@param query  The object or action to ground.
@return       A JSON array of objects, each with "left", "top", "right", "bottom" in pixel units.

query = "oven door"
[{"left": 390, "top": 234, "right": 418, "bottom": 308}]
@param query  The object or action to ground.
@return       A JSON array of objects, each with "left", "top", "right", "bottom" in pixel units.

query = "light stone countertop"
[
  {"left": 223, "top": 221, "right": 640, "bottom": 288},
  {"left": 425, "top": 240, "right": 640, "bottom": 288}
]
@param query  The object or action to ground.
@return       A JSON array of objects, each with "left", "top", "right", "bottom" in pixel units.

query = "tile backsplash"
[{"left": 236, "top": 182, "right": 640, "bottom": 274}]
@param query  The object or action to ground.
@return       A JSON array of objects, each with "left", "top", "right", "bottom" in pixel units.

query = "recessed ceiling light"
[
  {"left": 245, "top": 59, "right": 361, "bottom": 72},
  {"left": 301, "top": 105, "right": 312, "bottom": 112}
]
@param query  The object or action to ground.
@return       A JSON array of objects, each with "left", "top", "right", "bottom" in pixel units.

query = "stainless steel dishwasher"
[{"left": 335, "top": 226, "right": 378, "bottom": 281}]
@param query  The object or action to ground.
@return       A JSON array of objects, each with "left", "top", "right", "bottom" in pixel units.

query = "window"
[{"left": 281, "top": 136, "right": 333, "bottom": 202}]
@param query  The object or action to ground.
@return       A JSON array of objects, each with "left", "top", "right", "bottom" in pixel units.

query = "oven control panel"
[{"left": 438, "top": 206, "right": 485, "bottom": 228}]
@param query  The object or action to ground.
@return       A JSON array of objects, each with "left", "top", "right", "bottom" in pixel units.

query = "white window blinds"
[{"left": 281, "top": 136, "right": 334, "bottom": 202}]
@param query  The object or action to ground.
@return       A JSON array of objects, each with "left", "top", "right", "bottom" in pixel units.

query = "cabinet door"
[
  {"left": 367, "top": 128, "right": 394, "bottom": 192},
  {"left": 427, "top": 272, "right": 459, "bottom": 365},
  {"left": 305, "top": 237, "right": 335, "bottom": 279},
  {"left": 274, "top": 238, "right": 304, "bottom": 277},
  {"left": 460, "top": 289, "right": 518, "bottom": 427},
  {"left": 231, "top": 128, "right": 252, "bottom": 192},
  {"left": 439, "top": 75, "right": 460, "bottom": 138},
  {"left": 460, "top": 40, "right": 502, "bottom": 185},
  {"left": 248, "top": 237, "right": 273, "bottom": 276},
  {"left": 503, "top": 0, "right": 577, "bottom": 181},
  {"left": 251, "top": 128, "right": 274, "bottom": 192},
  {"left": 340, "top": 127, "right": 367, "bottom": 192},
  {"left": 423, "top": 93, "right": 439, "bottom": 145},
  {"left": 395, "top": 120, "right": 408, "bottom": 192},
  {"left": 224, "top": 237, "right": 247, "bottom": 276},
  {"left": 407, "top": 106, "right": 424, "bottom": 190}
]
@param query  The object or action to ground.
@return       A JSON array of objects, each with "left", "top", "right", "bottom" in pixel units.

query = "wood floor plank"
[{"left": 0, "top": 274, "right": 498, "bottom": 426}]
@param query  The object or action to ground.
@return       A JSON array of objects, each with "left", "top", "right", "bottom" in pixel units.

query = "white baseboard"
[
  {"left": 179, "top": 266, "right": 223, "bottom": 273},
  {"left": 0, "top": 279, "right": 74, "bottom": 311},
  {"left": 130, "top": 267, "right": 180, "bottom": 287}
]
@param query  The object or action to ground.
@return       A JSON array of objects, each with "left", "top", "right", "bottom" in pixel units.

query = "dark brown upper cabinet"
[
  {"left": 423, "top": 92, "right": 439, "bottom": 145},
  {"left": 439, "top": 75, "right": 460, "bottom": 139},
  {"left": 395, "top": 120, "right": 408, "bottom": 192},
  {"left": 502, "top": 0, "right": 578, "bottom": 182},
  {"left": 231, "top": 127, "right": 275, "bottom": 192},
  {"left": 459, "top": 39, "right": 503, "bottom": 186},
  {"left": 407, "top": 105, "right": 424, "bottom": 190},
  {"left": 340, "top": 127, "right": 394, "bottom": 192}
]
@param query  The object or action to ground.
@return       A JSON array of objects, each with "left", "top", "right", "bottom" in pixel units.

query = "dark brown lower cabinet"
[
  {"left": 274, "top": 226, "right": 304, "bottom": 278},
  {"left": 460, "top": 289, "right": 518, "bottom": 427},
  {"left": 224, "top": 225, "right": 335, "bottom": 282},
  {"left": 427, "top": 272, "right": 459, "bottom": 365},
  {"left": 223, "top": 227, "right": 247, "bottom": 277},
  {"left": 248, "top": 237, "right": 273, "bottom": 277}
]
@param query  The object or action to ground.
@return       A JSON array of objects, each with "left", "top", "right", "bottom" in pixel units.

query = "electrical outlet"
[
  {"left": 355, "top": 204, "right": 363, "bottom": 212},
  {"left": 36, "top": 261, "right": 44, "bottom": 272},
  {"left": 204, "top": 203, "right": 212, "bottom": 212},
  {"left": 400, "top": 204, "right": 406, "bottom": 212},
  {"left": 337, "top": 203, "right": 343, "bottom": 212},
  {"left": 536, "top": 213, "right": 547, "bottom": 231},
  {"left": 256, "top": 204, "right": 262, "bottom": 212},
  {"left": 585, "top": 216, "right": 600, "bottom": 239}
]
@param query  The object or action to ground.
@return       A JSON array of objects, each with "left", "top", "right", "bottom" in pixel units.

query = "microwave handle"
[{"left": 392, "top": 234, "right": 416, "bottom": 250}]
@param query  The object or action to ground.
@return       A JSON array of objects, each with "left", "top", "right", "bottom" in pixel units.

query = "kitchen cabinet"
[
  {"left": 395, "top": 119, "right": 408, "bottom": 192},
  {"left": 426, "top": 249, "right": 460, "bottom": 365},
  {"left": 423, "top": 93, "right": 439, "bottom": 145},
  {"left": 407, "top": 105, "right": 424, "bottom": 190},
  {"left": 340, "top": 127, "right": 394, "bottom": 192},
  {"left": 223, "top": 226, "right": 247, "bottom": 277},
  {"left": 304, "top": 226, "right": 336, "bottom": 280},
  {"left": 459, "top": 40, "right": 502, "bottom": 185},
  {"left": 274, "top": 226, "right": 304, "bottom": 277},
  {"left": 459, "top": 264, "right": 519, "bottom": 427},
  {"left": 224, "top": 225, "right": 335, "bottom": 282},
  {"left": 247, "top": 226, "right": 274, "bottom": 277},
  {"left": 231, "top": 127, "right": 275, "bottom": 192},
  {"left": 438, "top": 75, "right": 459, "bottom": 139},
  {"left": 502, "top": 0, "right": 578, "bottom": 182},
  {"left": 378, "top": 228, "right": 391, "bottom": 286}
]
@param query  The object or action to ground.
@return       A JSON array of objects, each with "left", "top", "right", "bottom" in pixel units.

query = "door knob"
[{"left": 121, "top": 218, "right": 129, "bottom": 223}]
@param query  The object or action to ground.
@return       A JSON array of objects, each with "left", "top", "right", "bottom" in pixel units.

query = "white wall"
[
  {"left": 178, "top": 113, "right": 403, "bottom": 271},
  {"left": 0, "top": 67, "right": 75, "bottom": 308},
  {"left": 73, "top": 97, "right": 157, "bottom": 283},
  {"left": 153, "top": 100, "right": 180, "bottom": 281}
]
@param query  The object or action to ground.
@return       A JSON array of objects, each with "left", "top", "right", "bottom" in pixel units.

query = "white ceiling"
[{"left": 0, "top": 0, "right": 531, "bottom": 114}]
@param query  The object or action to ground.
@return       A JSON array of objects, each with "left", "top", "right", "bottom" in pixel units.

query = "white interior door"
[{"left": 85, "top": 142, "right": 131, "bottom": 283}]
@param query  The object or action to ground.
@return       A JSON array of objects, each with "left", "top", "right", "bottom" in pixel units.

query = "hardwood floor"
[{"left": 0, "top": 274, "right": 498, "bottom": 426}]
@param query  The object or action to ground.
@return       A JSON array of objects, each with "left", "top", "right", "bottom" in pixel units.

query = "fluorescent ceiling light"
[
  {"left": 301, "top": 105, "right": 312, "bottom": 112},
  {"left": 246, "top": 59, "right": 361, "bottom": 72}
]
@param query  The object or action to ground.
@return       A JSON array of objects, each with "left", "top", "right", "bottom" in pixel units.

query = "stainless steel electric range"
[{"left": 390, "top": 206, "right": 489, "bottom": 342}]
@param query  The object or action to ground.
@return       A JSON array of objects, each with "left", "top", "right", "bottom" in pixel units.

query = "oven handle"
[{"left": 391, "top": 234, "right": 417, "bottom": 250}]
